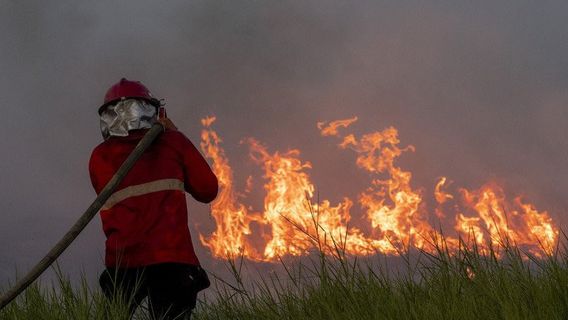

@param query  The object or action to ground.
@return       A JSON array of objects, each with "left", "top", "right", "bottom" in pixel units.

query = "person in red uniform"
[{"left": 89, "top": 78, "right": 218, "bottom": 319}]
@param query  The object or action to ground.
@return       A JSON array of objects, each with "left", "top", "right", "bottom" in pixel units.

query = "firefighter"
[{"left": 89, "top": 78, "right": 218, "bottom": 319}]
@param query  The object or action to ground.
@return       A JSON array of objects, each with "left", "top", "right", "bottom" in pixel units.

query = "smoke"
[{"left": 1, "top": 0, "right": 568, "bottom": 286}]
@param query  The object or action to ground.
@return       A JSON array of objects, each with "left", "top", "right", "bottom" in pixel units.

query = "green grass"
[
  {"left": 195, "top": 237, "right": 568, "bottom": 320},
  {"left": 0, "top": 265, "right": 139, "bottom": 320},
  {"left": 2, "top": 236, "right": 568, "bottom": 320}
]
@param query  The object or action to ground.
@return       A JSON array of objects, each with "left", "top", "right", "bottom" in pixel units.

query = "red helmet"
[{"left": 99, "top": 78, "right": 160, "bottom": 114}]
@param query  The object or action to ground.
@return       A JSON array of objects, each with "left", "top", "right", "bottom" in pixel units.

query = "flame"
[
  {"left": 456, "top": 185, "right": 557, "bottom": 256},
  {"left": 199, "top": 116, "right": 560, "bottom": 261},
  {"left": 435, "top": 177, "right": 453, "bottom": 204},
  {"left": 199, "top": 116, "right": 260, "bottom": 259},
  {"left": 317, "top": 117, "right": 358, "bottom": 137},
  {"left": 246, "top": 138, "right": 378, "bottom": 259}
]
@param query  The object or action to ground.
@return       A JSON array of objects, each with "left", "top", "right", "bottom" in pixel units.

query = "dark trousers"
[{"left": 99, "top": 263, "right": 210, "bottom": 320}]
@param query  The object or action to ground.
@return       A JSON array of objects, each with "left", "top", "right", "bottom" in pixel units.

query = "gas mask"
[{"left": 100, "top": 99, "right": 157, "bottom": 139}]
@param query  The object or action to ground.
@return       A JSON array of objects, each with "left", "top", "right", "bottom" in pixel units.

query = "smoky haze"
[{"left": 1, "top": 0, "right": 567, "bottom": 287}]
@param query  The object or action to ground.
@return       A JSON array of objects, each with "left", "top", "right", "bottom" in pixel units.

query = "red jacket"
[{"left": 89, "top": 129, "right": 218, "bottom": 268}]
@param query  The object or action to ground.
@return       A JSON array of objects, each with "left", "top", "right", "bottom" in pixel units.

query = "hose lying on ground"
[{"left": 0, "top": 123, "right": 164, "bottom": 310}]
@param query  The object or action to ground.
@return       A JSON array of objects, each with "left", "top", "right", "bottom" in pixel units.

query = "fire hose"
[{"left": 0, "top": 123, "right": 165, "bottom": 310}]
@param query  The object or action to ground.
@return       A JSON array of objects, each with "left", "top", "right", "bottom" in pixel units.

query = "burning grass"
[
  {"left": 199, "top": 116, "right": 559, "bottom": 262},
  {"left": 195, "top": 223, "right": 568, "bottom": 320},
  {"left": 2, "top": 230, "right": 568, "bottom": 319}
]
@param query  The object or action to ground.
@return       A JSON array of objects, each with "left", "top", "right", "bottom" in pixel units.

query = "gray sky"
[{"left": 1, "top": 0, "right": 568, "bottom": 286}]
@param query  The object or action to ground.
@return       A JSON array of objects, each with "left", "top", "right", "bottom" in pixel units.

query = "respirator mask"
[{"left": 100, "top": 99, "right": 157, "bottom": 139}]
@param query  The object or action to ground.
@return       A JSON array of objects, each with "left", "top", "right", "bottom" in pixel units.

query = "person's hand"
[{"left": 158, "top": 117, "right": 178, "bottom": 131}]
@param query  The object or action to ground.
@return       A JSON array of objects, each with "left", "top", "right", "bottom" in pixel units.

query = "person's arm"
[
  {"left": 88, "top": 144, "right": 117, "bottom": 195},
  {"left": 180, "top": 134, "right": 218, "bottom": 203},
  {"left": 88, "top": 146, "right": 103, "bottom": 194},
  {"left": 163, "top": 118, "right": 218, "bottom": 203}
]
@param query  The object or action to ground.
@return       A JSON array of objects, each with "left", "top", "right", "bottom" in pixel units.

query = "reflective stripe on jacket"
[{"left": 89, "top": 129, "right": 218, "bottom": 268}]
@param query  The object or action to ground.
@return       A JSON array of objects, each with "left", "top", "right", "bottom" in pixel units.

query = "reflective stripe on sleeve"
[{"left": 102, "top": 179, "right": 184, "bottom": 210}]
